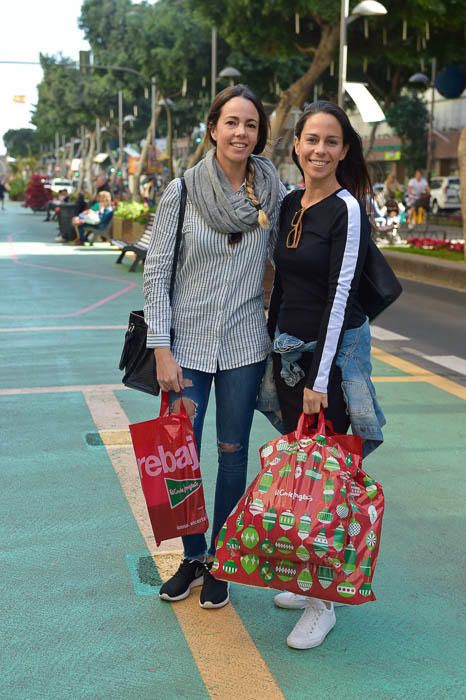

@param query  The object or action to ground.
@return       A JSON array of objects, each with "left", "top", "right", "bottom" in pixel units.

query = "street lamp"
[
  {"left": 218, "top": 66, "right": 241, "bottom": 87},
  {"left": 409, "top": 58, "right": 437, "bottom": 179},
  {"left": 338, "top": 0, "right": 387, "bottom": 108}
]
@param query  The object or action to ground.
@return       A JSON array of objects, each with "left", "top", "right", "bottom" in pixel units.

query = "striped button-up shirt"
[{"left": 143, "top": 177, "right": 285, "bottom": 372}]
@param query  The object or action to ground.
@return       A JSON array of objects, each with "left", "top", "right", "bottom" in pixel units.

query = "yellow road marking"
[
  {"left": 372, "top": 346, "right": 466, "bottom": 400},
  {"left": 83, "top": 389, "right": 284, "bottom": 700}
]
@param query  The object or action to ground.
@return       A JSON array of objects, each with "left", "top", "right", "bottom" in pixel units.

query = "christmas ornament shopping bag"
[
  {"left": 129, "top": 393, "right": 208, "bottom": 546},
  {"left": 214, "top": 430, "right": 384, "bottom": 604},
  {"left": 214, "top": 410, "right": 362, "bottom": 574}
]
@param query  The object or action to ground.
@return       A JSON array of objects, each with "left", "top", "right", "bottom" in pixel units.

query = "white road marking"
[
  {"left": 370, "top": 326, "right": 410, "bottom": 341},
  {"left": 0, "top": 383, "right": 127, "bottom": 396},
  {"left": 401, "top": 347, "right": 466, "bottom": 376},
  {"left": 0, "top": 325, "right": 126, "bottom": 332}
]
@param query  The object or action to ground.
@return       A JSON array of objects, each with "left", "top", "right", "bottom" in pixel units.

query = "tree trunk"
[
  {"left": 76, "top": 134, "right": 89, "bottom": 195},
  {"left": 266, "top": 23, "right": 340, "bottom": 161},
  {"left": 84, "top": 131, "right": 96, "bottom": 198},
  {"left": 458, "top": 123, "right": 466, "bottom": 261},
  {"left": 187, "top": 138, "right": 207, "bottom": 169},
  {"left": 133, "top": 106, "right": 161, "bottom": 202}
]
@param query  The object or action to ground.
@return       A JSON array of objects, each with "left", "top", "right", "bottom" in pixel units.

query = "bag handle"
[
  {"left": 168, "top": 177, "right": 187, "bottom": 303},
  {"left": 296, "top": 408, "right": 326, "bottom": 439},
  {"left": 160, "top": 391, "right": 188, "bottom": 418}
]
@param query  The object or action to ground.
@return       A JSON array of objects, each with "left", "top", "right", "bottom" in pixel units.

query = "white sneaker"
[
  {"left": 274, "top": 591, "right": 344, "bottom": 609},
  {"left": 274, "top": 592, "right": 310, "bottom": 609},
  {"left": 286, "top": 599, "right": 336, "bottom": 650}
]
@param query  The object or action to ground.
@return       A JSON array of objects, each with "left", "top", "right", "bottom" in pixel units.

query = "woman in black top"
[{"left": 268, "top": 101, "right": 384, "bottom": 650}]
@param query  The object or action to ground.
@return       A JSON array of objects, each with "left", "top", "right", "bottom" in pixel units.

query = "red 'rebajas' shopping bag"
[{"left": 129, "top": 393, "right": 208, "bottom": 545}]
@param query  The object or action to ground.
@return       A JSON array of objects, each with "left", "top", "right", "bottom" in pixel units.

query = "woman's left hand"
[{"left": 303, "top": 388, "right": 328, "bottom": 415}]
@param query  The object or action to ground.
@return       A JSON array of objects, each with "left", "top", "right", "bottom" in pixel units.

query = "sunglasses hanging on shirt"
[{"left": 228, "top": 232, "right": 243, "bottom": 245}]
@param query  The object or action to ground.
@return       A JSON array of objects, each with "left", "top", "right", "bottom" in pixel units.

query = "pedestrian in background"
[
  {"left": 267, "top": 101, "right": 385, "bottom": 649},
  {"left": 144, "top": 84, "right": 286, "bottom": 609},
  {"left": 383, "top": 172, "right": 402, "bottom": 202},
  {"left": 0, "top": 179, "right": 7, "bottom": 210}
]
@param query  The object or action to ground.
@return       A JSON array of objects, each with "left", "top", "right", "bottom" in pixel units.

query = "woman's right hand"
[{"left": 154, "top": 348, "right": 184, "bottom": 393}]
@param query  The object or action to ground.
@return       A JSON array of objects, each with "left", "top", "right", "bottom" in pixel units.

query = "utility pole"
[
  {"left": 96, "top": 117, "right": 101, "bottom": 154},
  {"left": 211, "top": 26, "right": 217, "bottom": 103},
  {"left": 426, "top": 57, "right": 437, "bottom": 180},
  {"left": 118, "top": 90, "right": 123, "bottom": 160},
  {"left": 151, "top": 76, "right": 157, "bottom": 145}
]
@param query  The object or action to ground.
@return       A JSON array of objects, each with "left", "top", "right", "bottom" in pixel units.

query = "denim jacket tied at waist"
[{"left": 256, "top": 319, "right": 385, "bottom": 458}]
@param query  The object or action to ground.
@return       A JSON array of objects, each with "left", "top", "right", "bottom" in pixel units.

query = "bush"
[
  {"left": 114, "top": 200, "right": 155, "bottom": 225},
  {"left": 8, "top": 176, "right": 27, "bottom": 201}
]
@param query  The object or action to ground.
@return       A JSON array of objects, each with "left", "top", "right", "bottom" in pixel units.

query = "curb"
[{"left": 383, "top": 250, "right": 466, "bottom": 292}]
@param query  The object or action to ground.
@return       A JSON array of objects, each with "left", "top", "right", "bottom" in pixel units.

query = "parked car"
[
  {"left": 429, "top": 176, "right": 460, "bottom": 214},
  {"left": 50, "top": 178, "right": 74, "bottom": 195}
]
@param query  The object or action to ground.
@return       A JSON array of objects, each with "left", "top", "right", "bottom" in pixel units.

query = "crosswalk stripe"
[
  {"left": 401, "top": 347, "right": 466, "bottom": 376},
  {"left": 370, "top": 326, "right": 409, "bottom": 341}
]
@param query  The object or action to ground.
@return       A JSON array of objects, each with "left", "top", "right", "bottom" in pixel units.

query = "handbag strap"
[{"left": 168, "top": 176, "right": 187, "bottom": 302}]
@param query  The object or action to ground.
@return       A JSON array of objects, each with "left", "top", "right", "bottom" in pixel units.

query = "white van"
[{"left": 50, "top": 178, "right": 74, "bottom": 195}]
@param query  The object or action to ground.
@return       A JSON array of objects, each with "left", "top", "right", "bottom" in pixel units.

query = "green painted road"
[{"left": 1, "top": 202, "right": 465, "bottom": 700}]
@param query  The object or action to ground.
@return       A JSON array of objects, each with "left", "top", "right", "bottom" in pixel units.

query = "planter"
[
  {"left": 113, "top": 218, "right": 145, "bottom": 243},
  {"left": 383, "top": 250, "right": 466, "bottom": 291}
]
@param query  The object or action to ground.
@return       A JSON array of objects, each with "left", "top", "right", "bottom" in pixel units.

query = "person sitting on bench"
[
  {"left": 72, "top": 190, "right": 114, "bottom": 245},
  {"left": 44, "top": 189, "right": 69, "bottom": 221}
]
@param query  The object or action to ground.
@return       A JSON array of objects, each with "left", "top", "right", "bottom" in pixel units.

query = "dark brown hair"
[
  {"left": 292, "top": 101, "right": 372, "bottom": 201},
  {"left": 206, "top": 84, "right": 269, "bottom": 154}
]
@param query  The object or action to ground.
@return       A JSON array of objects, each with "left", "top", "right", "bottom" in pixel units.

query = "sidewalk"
[{"left": 1, "top": 202, "right": 465, "bottom": 699}]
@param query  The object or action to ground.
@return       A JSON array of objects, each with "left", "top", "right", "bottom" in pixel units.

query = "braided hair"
[{"left": 245, "top": 159, "right": 270, "bottom": 228}]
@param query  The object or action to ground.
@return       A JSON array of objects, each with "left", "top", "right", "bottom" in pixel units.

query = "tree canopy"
[{"left": 7, "top": 0, "right": 463, "bottom": 168}]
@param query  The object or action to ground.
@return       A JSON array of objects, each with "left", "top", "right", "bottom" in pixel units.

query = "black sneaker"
[
  {"left": 199, "top": 563, "right": 230, "bottom": 609},
  {"left": 159, "top": 558, "right": 205, "bottom": 602}
]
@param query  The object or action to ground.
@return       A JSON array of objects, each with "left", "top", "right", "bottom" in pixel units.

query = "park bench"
[
  {"left": 82, "top": 213, "right": 114, "bottom": 245},
  {"left": 113, "top": 213, "right": 155, "bottom": 272}
]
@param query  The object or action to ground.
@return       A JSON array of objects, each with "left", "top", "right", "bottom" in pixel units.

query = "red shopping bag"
[
  {"left": 129, "top": 393, "right": 208, "bottom": 545},
  {"left": 215, "top": 410, "right": 361, "bottom": 570},
  {"left": 213, "top": 413, "right": 384, "bottom": 604}
]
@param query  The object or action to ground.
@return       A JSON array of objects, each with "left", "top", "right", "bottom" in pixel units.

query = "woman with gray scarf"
[{"left": 143, "top": 85, "right": 286, "bottom": 609}]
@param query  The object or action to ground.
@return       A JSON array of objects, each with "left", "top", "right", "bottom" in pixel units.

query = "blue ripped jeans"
[{"left": 169, "top": 360, "right": 265, "bottom": 560}]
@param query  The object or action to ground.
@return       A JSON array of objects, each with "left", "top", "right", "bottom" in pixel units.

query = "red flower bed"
[{"left": 407, "top": 237, "right": 464, "bottom": 253}]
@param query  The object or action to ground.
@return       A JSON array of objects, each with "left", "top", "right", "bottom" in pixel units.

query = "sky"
[{"left": 0, "top": 1, "right": 90, "bottom": 155}]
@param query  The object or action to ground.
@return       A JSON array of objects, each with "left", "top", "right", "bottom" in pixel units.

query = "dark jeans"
[
  {"left": 168, "top": 360, "right": 265, "bottom": 560},
  {"left": 272, "top": 353, "right": 350, "bottom": 435},
  {"left": 77, "top": 223, "right": 101, "bottom": 243}
]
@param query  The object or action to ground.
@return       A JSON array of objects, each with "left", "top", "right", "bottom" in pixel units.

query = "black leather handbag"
[
  {"left": 119, "top": 178, "right": 187, "bottom": 395},
  {"left": 359, "top": 238, "right": 402, "bottom": 321}
]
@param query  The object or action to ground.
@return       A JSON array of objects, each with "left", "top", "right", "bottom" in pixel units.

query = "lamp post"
[
  {"left": 211, "top": 26, "right": 217, "bottom": 103},
  {"left": 338, "top": 0, "right": 387, "bottom": 108},
  {"left": 409, "top": 57, "right": 437, "bottom": 179},
  {"left": 218, "top": 66, "right": 241, "bottom": 87}
]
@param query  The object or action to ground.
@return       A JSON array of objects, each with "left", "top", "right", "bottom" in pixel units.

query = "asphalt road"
[{"left": 370, "top": 278, "right": 466, "bottom": 386}]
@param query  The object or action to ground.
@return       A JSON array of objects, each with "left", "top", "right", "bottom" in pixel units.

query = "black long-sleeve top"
[{"left": 268, "top": 188, "right": 370, "bottom": 393}]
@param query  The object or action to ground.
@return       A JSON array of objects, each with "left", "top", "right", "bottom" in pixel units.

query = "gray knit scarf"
[{"left": 183, "top": 148, "right": 281, "bottom": 234}]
